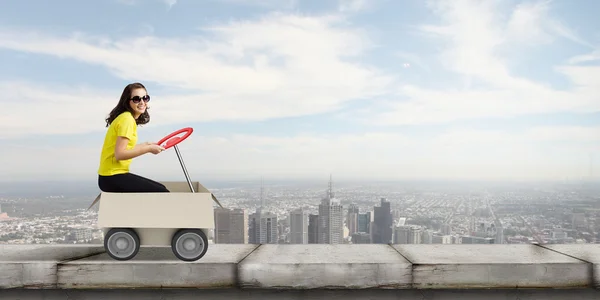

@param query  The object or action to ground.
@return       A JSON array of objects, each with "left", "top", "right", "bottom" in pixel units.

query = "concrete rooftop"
[{"left": 1, "top": 243, "right": 599, "bottom": 298}]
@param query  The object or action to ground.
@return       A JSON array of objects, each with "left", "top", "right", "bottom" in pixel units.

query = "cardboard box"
[{"left": 88, "top": 181, "right": 222, "bottom": 260}]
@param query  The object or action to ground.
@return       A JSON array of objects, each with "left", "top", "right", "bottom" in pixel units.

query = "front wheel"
[
  {"left": 104, "top": 228, "right": 140, "bottom": 261},
  {"left": 171, "top": 229, "right": 208, "bottom": 262}
]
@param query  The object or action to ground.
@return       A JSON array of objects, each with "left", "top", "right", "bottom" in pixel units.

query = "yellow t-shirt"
[{"left": 98, "top": 111, "right": 138, "bottom": 176}]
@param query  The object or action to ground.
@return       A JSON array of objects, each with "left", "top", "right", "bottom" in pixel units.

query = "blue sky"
[{"left": 0, "top": 0, "right": 599, "bottom": 182}]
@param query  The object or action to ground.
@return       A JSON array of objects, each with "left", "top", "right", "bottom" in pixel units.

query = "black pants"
[{"left": 98, "top": 173, "right": 170, "bottom": 193}]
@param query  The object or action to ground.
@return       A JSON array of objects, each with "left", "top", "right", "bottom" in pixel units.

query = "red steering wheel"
[{"left": 157, "top": 127, "right": 193, "bottom": 150}]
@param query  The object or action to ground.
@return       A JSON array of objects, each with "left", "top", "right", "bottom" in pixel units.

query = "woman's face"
[{"left": 128, "top": 88, "right": 149, "bottom": 118}]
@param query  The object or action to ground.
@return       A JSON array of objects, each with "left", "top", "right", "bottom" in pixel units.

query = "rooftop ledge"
[{"left": 1, "top": 244, "right": 599, "bottom": 290}]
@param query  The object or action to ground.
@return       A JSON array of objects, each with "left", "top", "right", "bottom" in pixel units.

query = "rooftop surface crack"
[
  {"left": 535, "top": 244, "right": 593, "bottom": 264},
  {"left": 535, "top": 244, "right": 594, "bottom": 289},
  {"left": 57, "top": 250, "right": 106, "bottom": 265},
  {"left": 235, "top": 244, "right": 262, "bottom": 289},
  {"left": 387, "top": 243, "right": 413, "bottom": 264},
  {"left": 238, "top": 244, "right": 261, "bottom": 265}
]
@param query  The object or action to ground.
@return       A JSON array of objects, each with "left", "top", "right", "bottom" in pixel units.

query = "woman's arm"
[{"left": 114, "top": 137, "right": 150, "bottom": 161}]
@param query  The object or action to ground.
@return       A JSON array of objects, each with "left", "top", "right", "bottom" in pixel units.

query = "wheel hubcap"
[
  {"left": 107, "top": 232, "right": 136, "bottom": 258},
  {"left": 115, "top": 237, "right": 129, "bottom": 249},
  {"left": 176, "top": 232, "right": 204, "bottom": 260},
  {"left": 183, "top": 238, "right": 196, "bottom": 250}
]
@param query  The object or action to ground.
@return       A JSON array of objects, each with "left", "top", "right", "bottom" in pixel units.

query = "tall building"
[
  {"left": 422, "top": 230, "right": 434, "bottom": 244},
  {"left": 248, "top": 209, "right": 278, "bottom": 244},
  {"left": 308, "top": 214, "right": 319, "bottom": 244},
  {"left": 214, "top": 208, "right": 248, "bottom": 244},
  {"left": 495, "top": 221, "right": 504, "bottom": 244},
  {"left": 317, "top": 175, "right": 344, "bottom": 244},
  {"left": 393, "top": 225, "right": 410, "bottom": 244},
  {"left": 409, "top": 226, "right": 422, "bottom": 244},
  {"left": 346, "top": 204, "right": 359, "bottom": 235},
  {"left": 289, "top": 208, "right": 309, "bottom": 244},
  {"left": 278, "top": 218, "right": 288, "bottom": 244},
  {"left": 393, "top": 225, "right": 422, "bottom": 244},
  {"left": 372, "top": 198, "right": 393, "bottom": 244},
  {"left": 357, "top": 212, "right": 371, "bottom": 233}
]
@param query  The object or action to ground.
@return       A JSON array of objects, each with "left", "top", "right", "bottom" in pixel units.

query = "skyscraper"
[
  {"left": 214, "top": 208, "right": 248, "bottom": 244},
  {"left": 357, "top": 212, "right": 371, "bottom": 233},
  {"left": 317, "top": 175, "right": 344, "bottom": 244},
  {"left": 372, "top": 197, "right": 393, "bottom": 244},
  {"left": 289, "top": 208, "right": 309, "bottom": 244},
  {"left": 308, "top": 214, "right": 319, "bottom": 244},
  {"left": 248, "top": 209, "right": 278, "bottom": 244},
  {"left": 346, "top": 204, "right": 359, "bottom": 235},
  {"left": 393, "top": 225, "right": 410, "bottom": 244}
]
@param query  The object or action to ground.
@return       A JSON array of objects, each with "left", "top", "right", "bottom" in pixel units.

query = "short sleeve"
[{"left": 115, "top": 114, "right": 136, "bottom": 140}]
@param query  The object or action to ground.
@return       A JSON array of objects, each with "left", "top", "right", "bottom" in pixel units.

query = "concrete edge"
[
  {"left": 235, "top": 244, "right": 262, "bottom": 289},
  {"left": 0, "top": 246, "right": 107, "bottom": 289},
  {"left": 236, "top": 244, "right": 414, "bottom": 289},
  {"left": 387, "top": 243, "right": 415, "bottom": 288},
  {"left": 1, "top": 244, "right": 599, "bottom": 290},
  {"left": 536, "top": 244, "right": 596, "bottom": 288},
  {"left": 53, "top": 245, "right": 262, "bottom": 289},
  {"left": 54, "top": 248, "right": 106, "bottom": 290},
  {"left": 390, "top": 244, "right": 596, "bottom": 290}
]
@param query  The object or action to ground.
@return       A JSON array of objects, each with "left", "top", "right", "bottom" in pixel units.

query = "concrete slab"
[
  {"left": 541, "top": 244, "right": 600, "bottom": 288},
  {"left": 0, "top": 244, "right": 105, "bottom": 289},
  {"left": 57, "top": 244, "right": 259, "bottom": 289},
  {"left": 238, "top": 244, "right": 412, "bottom": 289},
  {"left": 392, "top": 244, "right": 591, "bottom": 289}
]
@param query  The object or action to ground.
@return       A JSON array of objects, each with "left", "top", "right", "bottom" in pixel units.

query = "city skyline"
[
  {"left": 0, "top": 0, "right": 599, "bottom": 182},
  {"left": 3, "top": 174, "right": 597, "bottom": 246}
]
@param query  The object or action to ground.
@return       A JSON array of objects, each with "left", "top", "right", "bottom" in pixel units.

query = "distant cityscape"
[{"left": 0, "top": 176, "right": 599, "bottom": 245}]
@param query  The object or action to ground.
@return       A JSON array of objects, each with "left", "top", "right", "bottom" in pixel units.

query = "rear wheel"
[
  {"left": 171, "top": 229, "right": 208, "bottom": 262},
  {"left": 104, "top": 228, "right": 140, "bottom": 261}
]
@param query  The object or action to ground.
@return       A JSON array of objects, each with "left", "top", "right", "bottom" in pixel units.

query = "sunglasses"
[{"left": 130, "top": 95, "right": 150, "bottom": 103}]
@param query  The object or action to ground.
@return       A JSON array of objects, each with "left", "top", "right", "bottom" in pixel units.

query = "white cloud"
[
  {"left": 0, "top": 1, "right": 597, "bottom": 182},
  {"left": 2, "top": 1, "right": 593, "bottom": 134},
  {"left": 215, "top": 0, "right": 297, "bottom": 9},
  {"left": 0, "top": 13, "right": 393, "bottom": 137},
  {"left": 1, "top": 126, "right": 597, "bottom": 182},
  {"left": 374, "top": 75, "right": 599, "bottom": 125},
  {"left": 374, "top": 0, "right": 600, "bottom": 125},
  {"left": 164, "top": 0, "right": 176, "bottom": 10},
  {"left": 506, "top": 0, "right": 554, "bottom": 45},
  {"left": 568, "top": 49, "right": 600, "bottom": 64},
  {"left": 338, "top": 0, "right": 368, "bottom": 13},
  {"left": 506, "top": 0, "right": 593, "bottom": 47},
  {"left": 0, "top": 81, "right": 116, "bottom": 139}
]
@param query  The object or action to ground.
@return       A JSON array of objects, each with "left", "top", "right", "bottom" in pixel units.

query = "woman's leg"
[
  {"left": 98, "top": 173, "right": 169, "bottom": 193},
  {"left": 127, "top": 173, "right": 170, "bottom": 192}
]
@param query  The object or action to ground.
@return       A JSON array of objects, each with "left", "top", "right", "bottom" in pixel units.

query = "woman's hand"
[
  {"left": 115, "top": 138, "right": 164, "bottom": 160},
  {"left": 147, "top": 143, "right": 165, "bottom": 154}
]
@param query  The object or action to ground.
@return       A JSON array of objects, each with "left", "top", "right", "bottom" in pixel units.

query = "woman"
[{"left": 97, "top": 82, "right": 170, "bottom": 193}]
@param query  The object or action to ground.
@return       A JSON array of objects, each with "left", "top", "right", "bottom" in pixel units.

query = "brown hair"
[{"left": 105, "top": 82, "right": 150, "bottom": 127}]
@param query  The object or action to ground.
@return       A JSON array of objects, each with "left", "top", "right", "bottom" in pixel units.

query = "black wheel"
[
  {"left": 171, "top": 229, "right": 208, "bottom": 262},
  {"left": 104, "top": 228, "right": 140, "bottom": 261}
]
